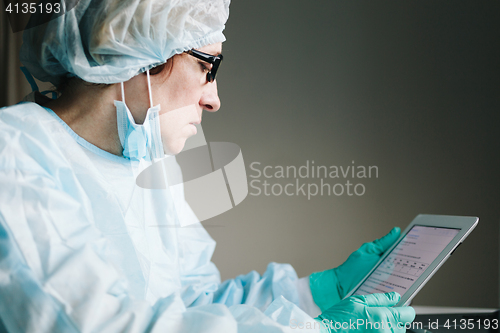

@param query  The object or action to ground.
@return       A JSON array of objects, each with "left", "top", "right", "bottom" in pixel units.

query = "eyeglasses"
[{"left": 186, "top": 49, "right": 223, "bottom": 83}]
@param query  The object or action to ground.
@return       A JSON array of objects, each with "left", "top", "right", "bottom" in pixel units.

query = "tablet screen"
[{"left": 353, "top": 225, "right": 460, "bottom": 296}]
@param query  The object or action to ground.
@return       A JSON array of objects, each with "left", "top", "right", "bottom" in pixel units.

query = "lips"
[
  {"left": 189, "top": 117, "right": 201, "bottom": 126},
  {"left": 190, "top": 117, "right": 202, "bottom": 125}
]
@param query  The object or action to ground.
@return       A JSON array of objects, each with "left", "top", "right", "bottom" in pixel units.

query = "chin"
[{"left": 164, "top": 139, "right": 186, "bottom": 156}]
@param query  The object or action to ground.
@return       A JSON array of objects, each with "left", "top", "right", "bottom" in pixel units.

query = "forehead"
[{"left": 197, "top": 42, "right": 222, "bottom": 55}]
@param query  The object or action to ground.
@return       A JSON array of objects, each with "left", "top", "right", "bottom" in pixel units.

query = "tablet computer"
[{"left": 345, "top": 214, "right": 479, "bottom": 306}]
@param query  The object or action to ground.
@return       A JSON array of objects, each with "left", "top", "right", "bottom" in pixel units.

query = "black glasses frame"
[{"left": 186, "top": 49, "right": 223, "bottom": 83}]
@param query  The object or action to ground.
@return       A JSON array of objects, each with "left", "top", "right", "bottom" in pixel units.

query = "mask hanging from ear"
[{"left": 115, "top": 70, "right": 164, "bottom": 162}]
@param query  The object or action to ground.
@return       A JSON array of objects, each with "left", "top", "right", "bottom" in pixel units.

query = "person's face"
[{"left": 123, "top": 42, "right": 222, "bottom": 155}]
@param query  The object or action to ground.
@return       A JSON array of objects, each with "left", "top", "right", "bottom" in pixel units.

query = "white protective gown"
[{"left": 0, "top": 102, "right": 321, "bottom": 332}]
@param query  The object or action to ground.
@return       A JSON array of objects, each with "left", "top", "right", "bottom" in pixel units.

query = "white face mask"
[{"left": 115, "top": 70, "right": 164, "bottom": 162}]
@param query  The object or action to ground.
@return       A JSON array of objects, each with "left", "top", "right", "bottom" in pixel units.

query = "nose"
[{"left": 200, "top": 80, "right": 221, "bottom": 112}]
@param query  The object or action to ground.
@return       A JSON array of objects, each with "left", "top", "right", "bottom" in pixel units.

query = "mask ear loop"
[
  {"left": 120, "top": 81, "right": 126, "bottom": 103},
  {"left": 146, "top": 69, "right": 168, "bottom": 188},
  {"left": 146, "top": 69, "right": 154, "bottom": 108},
  {"left": 145, "top": 69, "right": 156, "bottom": 161}
]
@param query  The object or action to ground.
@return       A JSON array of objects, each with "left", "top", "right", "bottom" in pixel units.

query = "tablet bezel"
[{"left": 344, "top": 214, "right": 479, "bottom": 306}]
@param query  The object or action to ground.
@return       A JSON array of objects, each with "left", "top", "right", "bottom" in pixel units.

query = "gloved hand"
[
  {"left": 310, "top": 227, "right": 400, "bottom": 311},
  {"left": 315, "top": 292, "right": 415, "bottom": 333}
]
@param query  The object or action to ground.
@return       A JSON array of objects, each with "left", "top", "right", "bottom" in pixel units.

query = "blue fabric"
[
  {"left": 0, "top": 102, "right": 318, "bottom": 332},
  {"left": 115, "top": 100, "right": 164, "bottom": 161}
]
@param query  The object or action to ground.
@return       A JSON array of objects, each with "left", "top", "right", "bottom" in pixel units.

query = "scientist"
[{"left": 0, "top": 0, "right": 415, "bottom": 332}]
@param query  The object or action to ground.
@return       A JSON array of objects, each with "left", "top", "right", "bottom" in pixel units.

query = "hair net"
[{"left": 20, "top": 0, "right": 230, "bottom": 85}]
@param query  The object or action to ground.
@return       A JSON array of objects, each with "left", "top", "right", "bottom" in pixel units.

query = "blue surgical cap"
[{"left": 20, "top": 0, "right": 230, "bottom": 85}]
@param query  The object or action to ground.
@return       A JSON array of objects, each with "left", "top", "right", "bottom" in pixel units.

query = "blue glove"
[
  {"left": 310, "top": 227, "right": 401, "bottom": 311},
  {"left": 315, "top": 292, "right": 415, "bottom": 333}
]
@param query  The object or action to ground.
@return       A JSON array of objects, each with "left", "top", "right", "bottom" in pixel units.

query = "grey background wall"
[
  {"left": 2, "top": 1, "right": 499, "bottom": 308},
  {"left": 204, "top": 1, "right": 500, "bottom": 308}
]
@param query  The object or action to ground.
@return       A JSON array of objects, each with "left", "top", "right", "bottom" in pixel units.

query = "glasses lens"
[
  {"left": 207, "top": 56, "right": 222, "bottom": 82},
  {"left": 186, "top": 50, "right": 223, "bottom": 83}
]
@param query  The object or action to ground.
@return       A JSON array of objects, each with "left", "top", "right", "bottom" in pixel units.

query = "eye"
[{"left": 199, "top": 62, "right": 211, "bottom": 73}]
